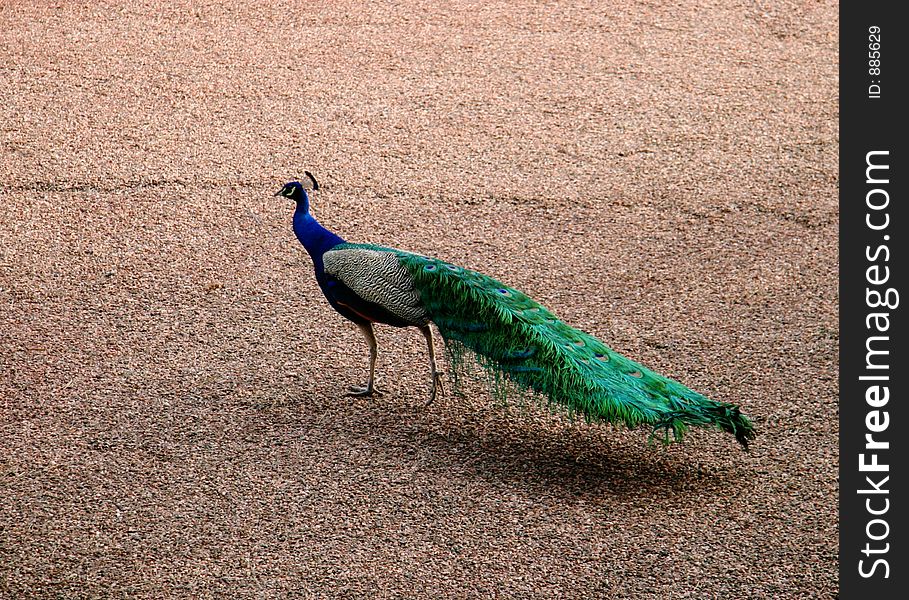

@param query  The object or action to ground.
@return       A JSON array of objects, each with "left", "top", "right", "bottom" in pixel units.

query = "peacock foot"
[
  {"left": 346, "top": 384, "right": 384, "bottom": 397},
  {"left": 424, "top": 372, "right": 445, "bottom": 407}
]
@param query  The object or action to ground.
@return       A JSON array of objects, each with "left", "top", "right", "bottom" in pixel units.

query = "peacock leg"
[
  {"left": 420, "top": 325, "right": 444, "bottom": 406},
  {"left": 346, "top": 321, "right": 383, "bottom": 397}
]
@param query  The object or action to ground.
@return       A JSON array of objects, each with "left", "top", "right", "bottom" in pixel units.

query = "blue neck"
[{"left": 293, "top": 206, "right": 346, "bottom": 272}]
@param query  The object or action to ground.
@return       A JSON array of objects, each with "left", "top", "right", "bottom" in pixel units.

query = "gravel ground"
[{"left": 1, "top": 1, "right": 838, "bottom": 598}]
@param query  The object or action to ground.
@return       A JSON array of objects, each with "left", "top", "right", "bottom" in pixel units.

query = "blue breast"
[
  {"left": 293, "top": 209, "right": 398, "bottom": 325},
  {"left": 293, "top": 209, "right": 346, "bottom": 275}
]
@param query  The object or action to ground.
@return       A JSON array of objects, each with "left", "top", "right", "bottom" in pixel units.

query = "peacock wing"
[{"left": 322, "top": 244, "right": 430, "bottom": 326}]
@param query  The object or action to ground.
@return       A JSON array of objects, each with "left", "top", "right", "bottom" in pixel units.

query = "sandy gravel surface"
[{"left": 1, "top": 1, "right": 838, "bottom": 597}]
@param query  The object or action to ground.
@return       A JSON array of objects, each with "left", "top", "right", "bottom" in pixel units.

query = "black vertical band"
[{"left": 839, "top": 4, "right": 905, "bottom": 597}]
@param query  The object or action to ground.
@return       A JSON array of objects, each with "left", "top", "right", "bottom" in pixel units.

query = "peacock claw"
[
  {"left": 424, "top": 373, "right": 445, "bottom": 407},
  {"left": 346, "top": 384, "right": 384, "bottom": 397}
]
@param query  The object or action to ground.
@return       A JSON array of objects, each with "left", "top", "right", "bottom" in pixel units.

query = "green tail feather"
[{"left": 341, "top": 243, "right": 755, "bottom": 448}]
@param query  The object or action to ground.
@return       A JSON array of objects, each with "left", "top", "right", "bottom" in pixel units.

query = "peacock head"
[
  {"left": 275, "top": 181, "right": 309, "bottom": 210},
  {"left": 275, "top": 171, "right": 320, "bottom": 213}
]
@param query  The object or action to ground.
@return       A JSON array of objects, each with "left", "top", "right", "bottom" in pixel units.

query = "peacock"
[{"left": 277, "top": 174, "right": 754, "bottom": 448}]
